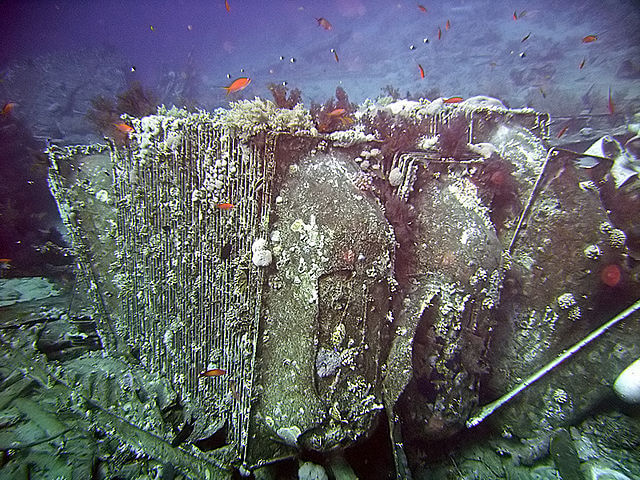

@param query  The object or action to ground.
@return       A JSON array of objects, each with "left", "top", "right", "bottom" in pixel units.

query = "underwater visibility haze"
[{"left": 0, "top": 1, "right": 639, "bottom": 479}]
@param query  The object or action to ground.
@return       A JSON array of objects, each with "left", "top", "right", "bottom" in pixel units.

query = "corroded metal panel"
[{"left": 109, "top": 116, "right": 274, "bottom": 458}]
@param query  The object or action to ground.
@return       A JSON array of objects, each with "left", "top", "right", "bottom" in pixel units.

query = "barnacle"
[
  {"left": 583, "top": 244, "right": 601, "bottom": 259},
  {"left": 608, "top": 228, "right": 627, "bottom": 248},
  {"left": 557, "top": 293, "right": 576, "bottom": 309}
]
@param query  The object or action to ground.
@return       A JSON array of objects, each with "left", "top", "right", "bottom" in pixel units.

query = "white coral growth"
[
  {"left": 298, "top": 462, "right": 328, "bottom": 480},
  {"left": 251, "top": 237, "right": 272, "bottom": 267}
]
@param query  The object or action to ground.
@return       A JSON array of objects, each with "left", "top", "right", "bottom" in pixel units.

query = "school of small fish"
[{"left": 1, "top": 1, "right": 622, "bottom": 145}]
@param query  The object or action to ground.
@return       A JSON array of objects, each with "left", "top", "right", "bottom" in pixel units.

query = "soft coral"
[
  {"left": 87, "top": 82, "right": 157, "bottom": 145},
  {"left": 311, "top": 86, "right": 356, "bottom": 133},
  {"left": 267, "top": 83, "right": 302, "bottom": 109}
]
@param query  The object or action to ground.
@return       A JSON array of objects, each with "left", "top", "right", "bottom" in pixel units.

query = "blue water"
[
  {"left": 1, "top": 1, "right": 640, "bottom": 479},
  {"left": 2, "top": 0, "right": 639, "bottom": 110}
]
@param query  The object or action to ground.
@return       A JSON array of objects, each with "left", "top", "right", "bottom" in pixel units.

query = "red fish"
[
  {"left": 438, "top": 26, "right": 442, "bottom": 40},
  {"left": 513, "top": 10, "right": 517, "bottom": 20},
  {"left": 316, "top": 17, "right": 333, "bottom": 30},
  {"left": 418, "top": 64, "right": 425, "bottom": 79},
  {"left": 446, "top": 19, "right": 451, "bottom": 31},
  {"left": 418, "top": 4, "right": 427, "bottom": 13},
  {"left": 557, "top": 125, "right": 569, "bottom": 138},
  {"left": 216, "top": 202, "right": 235, "bottom": 210},
  {"left": 114, "top": 123, "right": 134, "bottom": 133},
  {"left": 582, "top": 35, "right": 597, "bottom": 43},
  {"left": 579, "top": 57, "right": 586, "bottom": 69},
  {"left": 328, "top": 108, "right": 346, "bottom": 117},
  {"left": 200, "top": 368, "right": 226, "bottom": 377},
  {"left": 443, "top": 96, "right": 464, "bottom": 104},
  {"left": 225, "top": 0, "right": 230, "bottom": 12},
  {"left": 608, "top": 86, "right": 614, "bottom": 115},
  {"left": 223, "top": 77, "right": 251, "bottom": 94},
  {"left": 1, "top": 102, "right": 16, "bottom": 115}
]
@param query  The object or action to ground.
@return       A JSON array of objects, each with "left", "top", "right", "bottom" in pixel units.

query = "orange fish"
[
  {"left": 216, "top": 202, "right": 235, "bottom": 210},
  {"left": 418, "top": 4, "right": 427, "bottom": 13},
  {"left": 1, "top": 102, "right": 16, "bottom": 115},
  {"left": 438, "top": 26, "right": 442, "bottom": 40},
  {"left": 446, "top": 19, "right": 451, "bottom": 31},
  {"left": 200, "top": 368, "right": 226, "bottom": 377},
  {"left": 316, "top": 17, "right": 332, "bottom": 30},
  {"left": 339, "top": 116, "right": 354, "bottom": 127},
  {"left": 223, "top": 77, "right": 251, "bottom": 94},
  {"left": 418, "top": 64, "right": 425, "bottom": 79},
  {"left": 114, "top": 123, "right": 134, "bottom": 133},
  {"left": 608, "top": 86, "right": 614, "bottom": 115},
  {"left": 331, "top": 48, "right": 339, "bottom": 62},
  {"left": 557, "top": 125, "right": 569, "bottom": 138},
  {"left": 582, "top": 35, "right": 597, "bottom": 43},
  {"left": 328, "top": 108, "right": 346, "bottom": 117},
  {"left": 0, "top": 258, "right": 11, "bottom": 264},
  {"left": 225, "top": 0, "right": 230, "bottom": 12},
  {"left": 579, "top": 57, "right": 586, "bottom": 69},
  {"left": 443, "top": 96, "right": 464, "bottom": 104}
]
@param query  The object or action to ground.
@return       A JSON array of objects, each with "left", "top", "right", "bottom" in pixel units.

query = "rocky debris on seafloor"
[
  {"left": 0, "top": 277, "right": 60, "bottom": 307},
  {"left": 35, "top": 314, "right": 102, "bottom": 362},
  {"left": 0, "top": 305, "right": 206, "bottom": 480}
]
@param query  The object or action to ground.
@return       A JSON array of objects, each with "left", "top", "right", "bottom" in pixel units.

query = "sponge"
[{"left": 613, "top": 357, "right": 640, "bottom": 403}]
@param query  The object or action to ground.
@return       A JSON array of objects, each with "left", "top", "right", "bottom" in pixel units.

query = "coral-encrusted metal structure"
[
  {"left": 49, "top": 114, "right": 278, "bottom": 464},
  {"left": 47, "top": 101, "right": 552, "bottom": 473}
]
